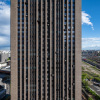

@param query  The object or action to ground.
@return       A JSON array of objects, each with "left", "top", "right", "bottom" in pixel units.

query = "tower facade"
[{"left": 11, "top": 0, "right": 81, "bottom": 100}]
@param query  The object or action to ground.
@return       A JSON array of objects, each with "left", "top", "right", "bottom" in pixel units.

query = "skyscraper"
[{"left": 11, "top": 0, "right": 81, "bottom": 100}]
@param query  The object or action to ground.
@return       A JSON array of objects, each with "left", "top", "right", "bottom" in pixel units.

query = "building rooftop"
[
  {"left": 0, "top": 66, "right": 10, "bottom": 72},
  {"left": 0, "top": 51, "right": 10, "bottom": 54}
]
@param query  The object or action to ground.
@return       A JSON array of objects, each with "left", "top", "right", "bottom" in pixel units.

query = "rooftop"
[{"left": 0, "top": 66, "right": 10, "bottom": 72}]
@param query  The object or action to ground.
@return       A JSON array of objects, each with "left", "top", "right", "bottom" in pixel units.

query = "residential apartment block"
[{"left": 11, "top": 0, "right": 81, "bottom": 100}]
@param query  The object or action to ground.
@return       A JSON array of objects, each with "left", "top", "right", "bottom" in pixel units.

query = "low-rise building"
[
  {"left": 0, "top": 51, "right": 10, "bottom": 63},
  {"left": 0, "top": 62, "right": 7, "bottom": 68},
  {"left": 0, "top": 85, "right": 6, "bottom": 100},
  {"left": 0, "top": 73, "right": 10, "bottom": 95}
]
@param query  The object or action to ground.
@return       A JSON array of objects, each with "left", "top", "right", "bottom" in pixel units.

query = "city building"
[
  {"left": 0, "top": 85, "right": 6, "bottom": 100},
  {"left": 11, "top": 0, "right": 81, "bottom": 100},
  {"left": 0, "top": 62, "right": 7, "bottom": 68},
  {"left": 82, "top": 50, "right": 99, "bottom": 58},
  {"left": 0, "top": 51, "right": 10, "bottom": 63},
  {"left": 0, "top": 73, "right": 10, "bottom": 95}
]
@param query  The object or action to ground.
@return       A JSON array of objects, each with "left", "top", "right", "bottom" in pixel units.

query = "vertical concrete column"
[
  {"left": 40, "top": 0, "right": 43, "bottom": 100},
  {"left": 75, "top": 0, "right": 82, "bottom": 100},
  {"left": 45, "top": 0, "right": 47, "bottom": 100},
  {"left": 24, "top": 0, "right": 26, "bottom": 99},
  {"left": 71, "top": 0, "right": 73, "bottom": 99},
  {"left": 54, "top": 0, "right": 56, "bottom": 99},
  {"left": 11, "top": 0, "right": 18, "bottom": 99},
  {"left": 20, "top": 0, "right": 22, "bottom": 99},
  {"left": 66, "top": 0, "right": 69, "bottom": 99},
  {"left": 36, "top": 0, "right": 38, "bottom": 100},
  {"left": 28, "top": 0, "right": 30, "bottom": 99},
  {"left": 62, "top": 0, "right": 65, "bottom": 99},
  {"left": 50, "top": 0, "right": 52, "bottom": 99}
]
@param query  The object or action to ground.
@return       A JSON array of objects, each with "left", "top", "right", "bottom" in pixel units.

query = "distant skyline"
[{"left": 0, "top": 0, "right": 100, "bottom": 50}]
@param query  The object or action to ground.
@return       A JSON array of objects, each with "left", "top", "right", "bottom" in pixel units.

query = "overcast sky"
[{"left": 0, "top": 0, "right": 100, "bottom": 50}]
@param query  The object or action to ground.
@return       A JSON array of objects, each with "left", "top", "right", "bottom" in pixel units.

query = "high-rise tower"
[{"left": 11, "top": 0, "right": 81, "bottom": 100}]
